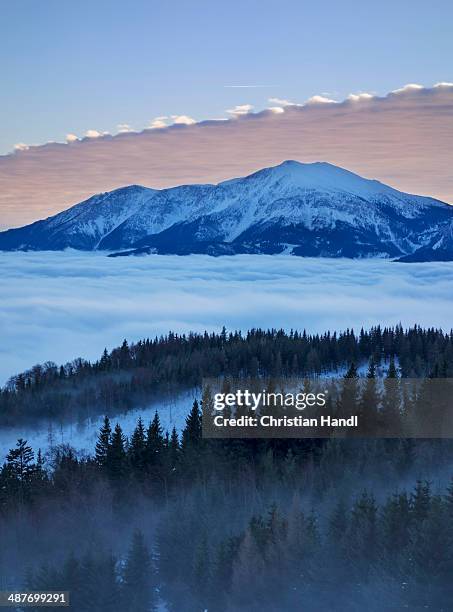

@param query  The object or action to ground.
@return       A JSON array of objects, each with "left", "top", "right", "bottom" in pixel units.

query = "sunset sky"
[{"left": 1, "top": 0, "right": 452, "bottom": 228}]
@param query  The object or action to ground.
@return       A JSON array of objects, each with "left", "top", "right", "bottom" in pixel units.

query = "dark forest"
[{"left": 1, "top": 326, "right": 453, "bottom": 610}]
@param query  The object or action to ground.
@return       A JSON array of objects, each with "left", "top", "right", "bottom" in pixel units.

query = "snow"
[
  {"left": 0, "top": 389, "right": 197, "bottom": 462},
  {"left": 1, "top": 161, "right": 450, "bottom": 254},
  {"left": 221, "top": 161, "right": 445, "bottom": 208}
]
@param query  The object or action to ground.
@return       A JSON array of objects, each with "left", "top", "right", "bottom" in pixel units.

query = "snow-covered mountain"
[
  {"left": 398, "top": 220, "right": 453, "bottom": 262},
  {"left": 1, "top": 161, "right": 452, "bottom": 260}
]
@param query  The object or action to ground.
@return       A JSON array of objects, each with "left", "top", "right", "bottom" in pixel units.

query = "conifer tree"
[
  {"left": 381, "top": 492, "right": 411, "bottom": 559},
  {"left": 209, "top": 538, "right": 238, "bottom": 606},
  {"left": 328, "top": 499, "right": 349, "bottom": 558},
  {"left": 129, "top": 417, "right": 146, "bottom": 474},
  {"left": 146, "top": 412, "right": 164, "bottom": 467},
  {"left": 35, "top": 448, "right": 45, "bottom": 475},
  {"left": 99, "top": 348, "right": 111, "bottom": 371},
  {"left": 5, "top": 438, "right": 34, "bottom": 503},
  {"left": 410, "top": 495, "right": 447, "bottom": 595},
  {"left": 411, "top": 480, "right": 431, "bottom": 524},
  {"left": 358, "top": 359, "right": 380, "bottom": 434},
  {"left": 120, "top": 338, "right": 130, "bottom": 364},
  {"left": 95, "top": 416, "right": 112, "bottom": 467},
  {"left": 106, "top": 424, "right": 127, "bottom": 479},
  {"left": 6, "top": 438, "right": 34, "bottom": 482},
  {"left": 122, "top": 530, "right": 156, "bottom": 612},
  {"left": 180, "top": 400, "right": 203, "bottom": 481},
  {"left": 336, "top": 362, "right": 359, "bottom": 419},
  {"left": 381, "top": 356, "right": 402, "bottom": 434},
  {"left": 286, "top": 495, "right": 308, "bottom": 568},
  {"left": 181, "top": 400, "right": 202, "bottom": 451},
  {"left": 349, "top": 491, "right": 378, "bottom": 571}
]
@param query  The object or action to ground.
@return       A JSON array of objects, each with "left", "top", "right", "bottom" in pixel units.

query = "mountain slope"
[
  {"left": 1, "top": 161, "right": 452, "bottom": 260},
  {"left": 0, "top": 185, "right": 156, "bottom": 251},
  {"left": 398, "top": 220, "right": 453, "bottom": 262}
]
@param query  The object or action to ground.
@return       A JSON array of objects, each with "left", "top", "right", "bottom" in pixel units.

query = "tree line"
[{"left": 2, "top": 324, "right": 453, "bottom": 424}]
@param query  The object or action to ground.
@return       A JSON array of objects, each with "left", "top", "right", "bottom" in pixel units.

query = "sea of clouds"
[{"left": 1, "top": 251, "right": 453, "bottom": 386}]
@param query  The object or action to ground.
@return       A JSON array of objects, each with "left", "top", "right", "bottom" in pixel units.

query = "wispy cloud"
[
  {"left": 85, "top": 129, "right": 107, "bottom": 139},
  {"left": 224, "top": 85, "right": 278, "bottom": 88},
  {"left": 148, "top": 116, "right": 168, "bottom": 129},
  {"left": 306, "top": 95, "right": 337, "bottom": 104},
  {"left": 347, "top": 92, "right": 375, "bottom": 102},
  {"left": 117, "top": 123, "right": 134, "bottom": 133},
  {"left": 226, "top": 104, "right": 254, "bottom": 116},
  {"left": 171, "top": 115, "right": 196, "bottom": 125},
  {"left": 391, "top": 83, "right": 424, "bottom": 94},
  {"left": 13, "top": 143, "right": 30, "bottom": 152}
]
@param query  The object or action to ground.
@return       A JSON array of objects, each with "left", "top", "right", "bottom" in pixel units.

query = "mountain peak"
[
  {"left": 0, "top": 161, "right": 451, "bottom": 260},
  {"left": 276, "top": 159, "right": 331, "bottom": 169},
  {"left": 237, "top": 159, "right": 388, "bottom": 198},
  {"left": 103, "top": 184, "right": 152, "bottom": 196},
  {"left": 270, "top": 159, "right": 366, "bottom": 179}
]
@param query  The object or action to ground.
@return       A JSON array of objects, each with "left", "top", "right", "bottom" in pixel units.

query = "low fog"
[{"left": 1, "top": 252, "right": 453, "bottom": 384}]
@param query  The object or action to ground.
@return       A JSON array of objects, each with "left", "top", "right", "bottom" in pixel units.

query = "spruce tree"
[
  {"left": 349, "top": 491, "right": 378, "bottom": 571},
  {"left": 122, "top": 530, "right": 156, "bottom": 612},
  {"left": 6, "top": 438, "right": 34, "bottom": 482},
  {"left": 209, "top": 538, "right": 238, "bottom": 607},
  {"left": 129, "top": 417, "right": 146, "bottom": 474},
  {"left": 381, "top": 356, "right": 402, "bottom": 435},
  {"left": 99, "top": 348, "right": 111, "bottom": 371},
  {"left": 411, "top": 480, "right": 431, "bottom": 524},
  {"left": 106, "top": 424, "right": 127, "bottom": 479},
  {"left": 6, "top": 439, "right": 34, "bottom": 503},
  {"left": 328, "top": 499, "right": 349, "bottom": 550},
  {"left": 146, "top": 412, "right": 164, "bottom": 468},
  {"left": 95, "top": 416, "right": 112, "bottom": 467},
  {"left": 336, "top": 363, "right": 359, "bottom": 419},
  {"left": 381, "top": 492, "right": 411, "bottom": 560},
  {"left": 358, "top": 359, "right": 380, "bottom": 435},
  {"left": 181, "top": 400, "right": 202, "bottom": 451}
]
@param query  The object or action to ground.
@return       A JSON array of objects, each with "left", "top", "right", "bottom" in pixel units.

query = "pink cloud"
[{"left": 1, "top": 84, "right": 453, "bottom": 229}]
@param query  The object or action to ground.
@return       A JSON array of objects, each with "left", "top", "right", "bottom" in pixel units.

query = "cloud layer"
[
  {"left": 1, "top": 252, "right": 453, "bottom": 385},
  {"left": 1, "top": 84, "right": 453, "bottom": 228}
]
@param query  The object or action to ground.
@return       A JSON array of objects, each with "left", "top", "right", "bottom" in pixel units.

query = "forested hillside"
[
  {"left": 1, "top": 403, "right": 453, "bottom": 611},
  {"left": 2, "top": 325, "right": 453, "bottom": 425},
  {"left": 2, "top": 325, "right": 453, "bottom": 610}
]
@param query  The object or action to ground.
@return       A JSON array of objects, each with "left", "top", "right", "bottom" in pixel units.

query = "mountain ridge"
[{"left": 1, "top": 161, "right": 452, "bottom": 261}]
